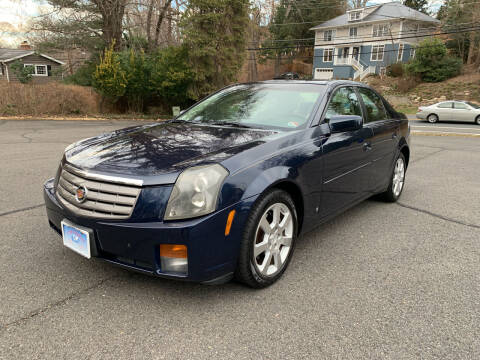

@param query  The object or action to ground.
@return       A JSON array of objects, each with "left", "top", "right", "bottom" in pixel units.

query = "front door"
[
  {"left": 357, "top": 87, "right": 399, "bottom": 192},
  {"left": 452, "top": 101, "right": 473, "bottom": 122},
  {"left": 352, "top": 47, "right": 359, "bottom": 60},
  {"left": 320, "top": 86, "right": 374, "bottom": 217}
]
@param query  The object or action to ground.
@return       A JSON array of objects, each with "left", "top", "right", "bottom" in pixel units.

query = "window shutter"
[{"left": 47, "top": 65, "right": 52, "bottom": 76}]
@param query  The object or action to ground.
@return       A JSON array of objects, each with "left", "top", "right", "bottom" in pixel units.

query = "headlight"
[{"left": 164, "top": 164, "right": 228, "bottom": 220}]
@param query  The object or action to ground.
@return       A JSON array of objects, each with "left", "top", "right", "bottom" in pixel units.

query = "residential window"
[
  {"left": 323, "top": 30, "right": 335, "bottom": 41},
  {"left": 323, "top": 48, "right": 334, "bottom": 62},
  {"left": 36, "top": 65, "right": 47, "bottom": 76},
  {"left": 397, "top": 43, "right": 404, "bottom": 61},
  {"left": 349, "top": 11, "right": 362, "bottom": 21},
  {"left": 373, "top": 24, "right": 390, "bottom": 37},
  {"left": 371, "top": 45, "right": 385, "bottom": 61},
  {"left": 349, "top": 27, "right": 358, "bottom": 39},
  {"left": 410, "top": 47, "right": 416, "bottom": 59},
  {"left": 24, "top": 64, "right": 49, "bottom": 76}
]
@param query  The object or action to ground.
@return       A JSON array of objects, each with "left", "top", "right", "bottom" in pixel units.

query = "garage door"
[{"left": 314, "top": 68, "right": 333, "bottom": 80}]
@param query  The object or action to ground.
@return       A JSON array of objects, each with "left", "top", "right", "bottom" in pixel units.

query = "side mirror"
[{"left": 327, "top": 115, "right": 363, "bottom": 133}]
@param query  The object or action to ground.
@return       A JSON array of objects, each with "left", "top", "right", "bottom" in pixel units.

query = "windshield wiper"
[{"left": 216, "top": 121, "right": 253, "bottom": 129}]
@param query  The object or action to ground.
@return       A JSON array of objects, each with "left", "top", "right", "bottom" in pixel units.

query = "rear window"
[{"left": 437, "top": 102, "right": 453, "bottom": 108}]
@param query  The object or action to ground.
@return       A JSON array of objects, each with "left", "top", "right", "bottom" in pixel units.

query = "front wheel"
[
  {"left": 475, "top": 115, "right": 480, "bottom": 125},
  {"left": 381, "top": 153, "right": 406, "bottom": 202},
  {"left": 235, "top": 189, "right": 297, "bottom": 288}
]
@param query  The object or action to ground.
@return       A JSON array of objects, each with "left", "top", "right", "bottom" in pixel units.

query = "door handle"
[{"left": 363, "top": 142, "right": 372, "bottom": 151}]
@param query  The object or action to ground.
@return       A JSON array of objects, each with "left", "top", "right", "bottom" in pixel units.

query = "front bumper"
[
  {"left": 416, "top": 112, "right": 427, "bottom": 120},
  {"left": 43, "top": 179, "right": 256, "bottom": 283}
]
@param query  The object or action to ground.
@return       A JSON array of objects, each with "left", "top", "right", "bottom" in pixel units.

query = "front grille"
[{"left": 55, "top": 164, "right": 141, "bottom": 220}]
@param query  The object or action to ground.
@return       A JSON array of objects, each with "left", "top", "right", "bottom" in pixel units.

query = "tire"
[
  {"left": 381, "top": 153, "right": 406, "bottom": 203},
  {"left": 475, "top": 115, "right": 480, "bottom": 125},
  {"left": 235, "top": 189, "right": 297, "bottom": 288},
  {"left": 427, "top": 114, "right": 438, "bottom": 123}
]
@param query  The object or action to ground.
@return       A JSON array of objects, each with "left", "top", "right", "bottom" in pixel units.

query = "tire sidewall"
[
  {"left": 241, "top": 190, "right": 298, "bottom": 287},
  {"left": 387, "top": 153, "right": 406, "bottom": 202}
]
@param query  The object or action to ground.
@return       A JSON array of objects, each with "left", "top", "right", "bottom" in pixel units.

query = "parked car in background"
[
  {"left": 273, "top": 72, "right": 300, "bottom": 80},
  {"left": 416, "top": 100, "right": 480, "bottom": 125},
  {"left": 44, "top": 80, "right": 410, "bottom": 288}
]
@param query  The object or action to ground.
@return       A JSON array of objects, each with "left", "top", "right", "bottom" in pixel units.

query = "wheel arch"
[
  {"left": 399, "top": 144, "right": 410, "bottom": 168},
  {"left": 240, "top": 166, "right": 305, "bottom": 236},
  {"left": 269, "top": 180, "right": 305, "bottom": 235}
]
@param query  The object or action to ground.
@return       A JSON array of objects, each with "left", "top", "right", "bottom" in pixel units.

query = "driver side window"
[{"left": 325, "top": 87, "right": 362, "bottom": 119}]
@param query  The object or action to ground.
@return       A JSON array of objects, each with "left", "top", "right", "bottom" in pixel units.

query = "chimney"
[{"left": 19, "top": 41, "right": 32, "bottom": 50}]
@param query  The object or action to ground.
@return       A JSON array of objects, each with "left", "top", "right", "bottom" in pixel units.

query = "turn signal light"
[
  {"left": 160, "top": 244, "right": 187, "bottom": 258},
  {"left": 225, "top": 210, "right": 236, "bottom": 236},
  {"left": 159, "top": 244, "right": 188, "bottom": 275}
]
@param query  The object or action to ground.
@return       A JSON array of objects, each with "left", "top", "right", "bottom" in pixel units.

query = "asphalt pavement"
[
  {"left": 0, "top": 120, "right": 479, "bottom": 359},
  {"left": 407, "top": 116, "right": 480, "bottom": 137}
]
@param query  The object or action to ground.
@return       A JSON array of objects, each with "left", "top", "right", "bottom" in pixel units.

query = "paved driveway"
[{"left": 1, "top": 120, "right": 479, "bottom": 359}]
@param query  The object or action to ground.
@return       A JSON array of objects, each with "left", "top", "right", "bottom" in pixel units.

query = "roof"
[
  {"left": 0, "top": 48, "right": 65, "bottom": 64},
  {"left": 310, "top": 2, "right": 440, "bottom": 30}
]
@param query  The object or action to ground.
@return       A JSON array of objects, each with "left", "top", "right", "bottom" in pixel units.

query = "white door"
[{"left": 314, "top": 68, "right": 333, "bottom": 80}]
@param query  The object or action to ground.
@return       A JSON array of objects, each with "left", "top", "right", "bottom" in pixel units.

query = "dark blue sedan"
[{"left": 44, "top": 80, "right": 410, "bottom": 288}]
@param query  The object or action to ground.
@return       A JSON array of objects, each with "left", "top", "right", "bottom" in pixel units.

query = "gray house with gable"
[{"left": 310, "top": 2, "right": 440, "bottom": 80}]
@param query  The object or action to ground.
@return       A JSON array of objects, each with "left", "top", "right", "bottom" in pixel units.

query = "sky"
[{"left": 0, "top": 0, "right": 445, "bottom": 48}]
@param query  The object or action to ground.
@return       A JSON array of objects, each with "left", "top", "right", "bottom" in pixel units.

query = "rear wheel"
[
  {"left": 235, "top": 189, "right": 297, "bottom": 288},
  {"left": 475, "top": 115, "right": 480, "bottom": 125},
  {"left": 381, "top": 153, "right": 406, "bottom": 202},
  {"left": 427, "top": 114, "right": 438, "bottom": 123}
]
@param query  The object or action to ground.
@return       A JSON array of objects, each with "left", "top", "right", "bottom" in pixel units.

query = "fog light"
[{"left": 159, "top": 244, "right": 188, "bottom": 275}]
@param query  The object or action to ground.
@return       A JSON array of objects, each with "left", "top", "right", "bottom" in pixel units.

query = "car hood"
[{"left": 65, "top": 121, "right": 278, "bottom": 184}]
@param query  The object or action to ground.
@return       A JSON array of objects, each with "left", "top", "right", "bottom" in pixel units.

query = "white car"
[{"left": 416, "top": 101, "right": 480, "bottom": 125}]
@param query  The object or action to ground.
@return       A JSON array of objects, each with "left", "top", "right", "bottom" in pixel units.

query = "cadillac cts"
[{"left": 44, "top": 81, "right": 410, "bottom": 288}]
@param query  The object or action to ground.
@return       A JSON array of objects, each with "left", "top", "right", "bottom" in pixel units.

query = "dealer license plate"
[{"left": 61, "top": 220, "right": 91, "bottom": 259}]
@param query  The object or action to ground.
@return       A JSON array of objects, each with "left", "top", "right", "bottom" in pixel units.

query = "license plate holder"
[{"left": 61, "top": 220, "right": 91, "bottom": 259}]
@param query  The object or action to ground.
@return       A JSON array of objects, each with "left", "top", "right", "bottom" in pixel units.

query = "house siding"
[
  {"left": 3, "top": 54, "right": 62, "bottom": 83},
  {"left": 313, "top": 48, "right": 335, "bottom": 69},
  {"left": 333, "top": 66, "right": 354, "bottom": 79}
]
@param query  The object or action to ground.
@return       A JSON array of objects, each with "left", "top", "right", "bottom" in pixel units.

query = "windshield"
[
  {"left": 466, "top": 101, "right": 480, "bottom": 109},
  {"left": 177, "top": 83, "right": 326, "bottom": 130}
]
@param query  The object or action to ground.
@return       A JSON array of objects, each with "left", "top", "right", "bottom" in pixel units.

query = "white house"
[{"left": 310, "top": 2, "right": 440, "bottom": 80}]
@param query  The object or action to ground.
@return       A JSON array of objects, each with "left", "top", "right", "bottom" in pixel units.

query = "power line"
[
  {"left": 253, "top": 24, "right": 472, "bottom": 45},
  {"left": 248, "top": 43, "right": 444, "bottom": 60},
  {"left": 246, "top": 25, "right": 480, "bottom": 50}
]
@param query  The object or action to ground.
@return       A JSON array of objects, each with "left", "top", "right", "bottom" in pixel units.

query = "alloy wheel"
[
  {"left": 427, "top": 114, "right": 438, "bottom": 123},
  {"left": 392, "top": 157, "right": 405, "bottom": 197},
  {"left": 253, "top": 203, "right": 293, "bottom": 277}
]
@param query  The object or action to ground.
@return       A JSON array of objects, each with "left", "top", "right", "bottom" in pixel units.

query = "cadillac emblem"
[{"left": 75, "top": 186, "right": 88, "bottom": 203}]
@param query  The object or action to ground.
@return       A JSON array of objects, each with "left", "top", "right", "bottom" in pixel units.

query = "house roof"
[
  {"left": 0, "top": 48, "right": 65, "bottom": 64},
  {"left": 310, "top": 2, "right": 440, "bottom": 30}
]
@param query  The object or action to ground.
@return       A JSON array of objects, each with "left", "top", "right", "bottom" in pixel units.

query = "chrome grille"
[{"left": 56, "top": 164, "right": 141, "bottom": 220}]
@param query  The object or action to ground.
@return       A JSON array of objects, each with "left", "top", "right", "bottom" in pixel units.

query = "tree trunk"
[
  {"left": 94, "top": 0, "right": 127, "bottom": 50},
  {"left": 154, "top": 0, "right": 173, "bottom": 48},
  {"left": 146, "top": 0, "right": 155, "bottom": 48},
  {"left": 467, "top": 31, "right": 476, "bottom": 64}
]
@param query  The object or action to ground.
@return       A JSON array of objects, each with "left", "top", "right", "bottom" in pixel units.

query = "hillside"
[{"left": 366, "top": 73, "right": 480, "bottom": 114}]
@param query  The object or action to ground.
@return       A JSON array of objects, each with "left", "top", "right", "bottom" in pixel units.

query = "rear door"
[
  {"left": 436, "top": 102, "right": 454, "bottom": 121},
  {"left": 320, "top": 86, "right": 374, "bottom": 216},
  {"left": 452, "top": 102, "right": 473, "bottom": 122},
  {"left": 356, "top": 87, "right": 399, "bottom": 192}
]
